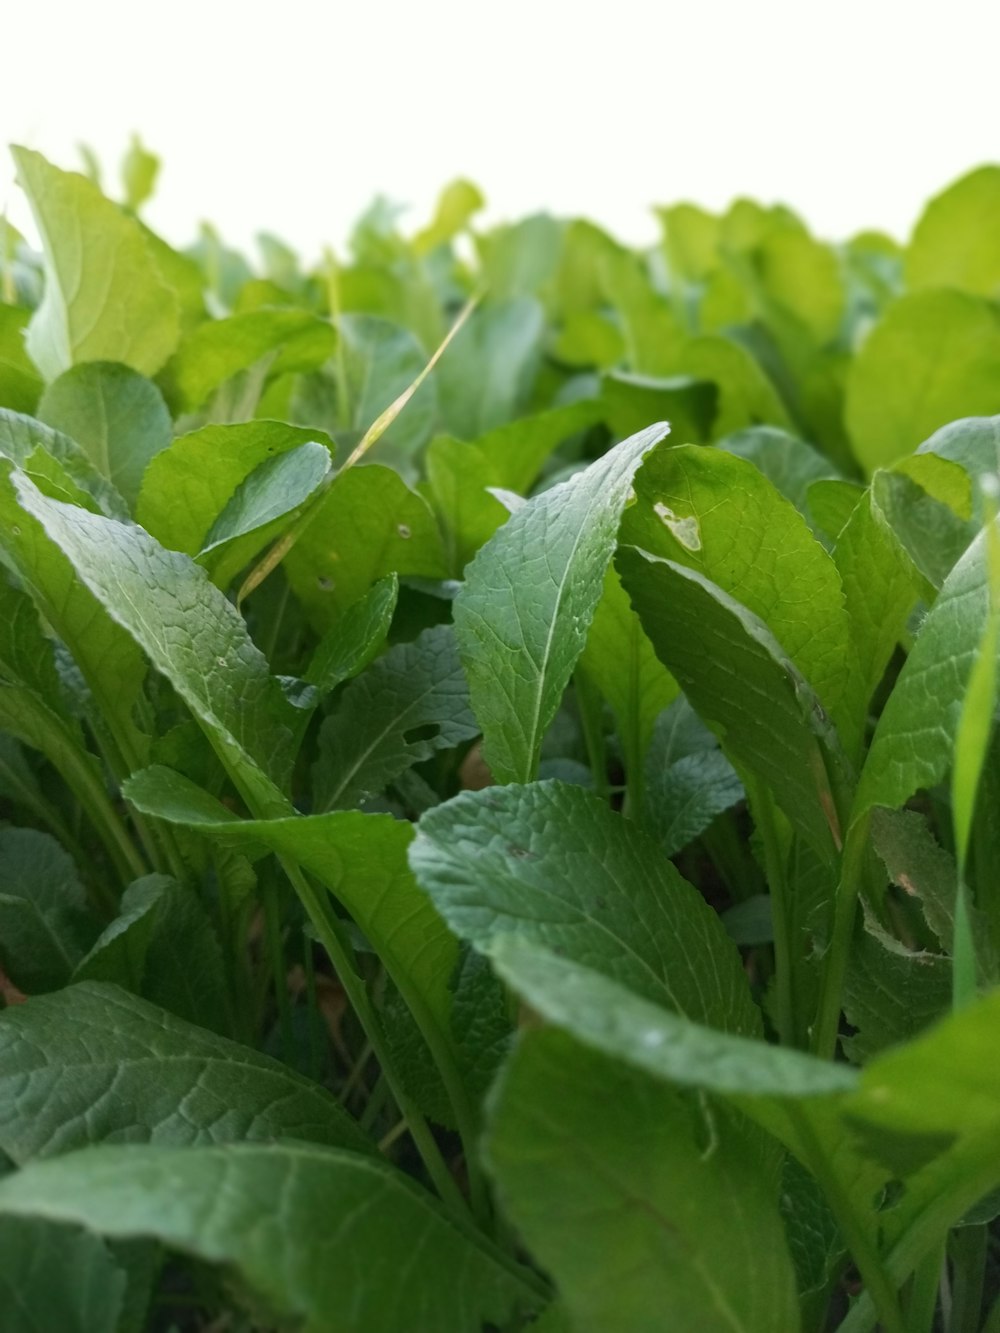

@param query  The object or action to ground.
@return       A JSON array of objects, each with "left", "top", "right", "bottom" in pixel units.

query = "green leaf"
[
  {"left": 0, "top": 462, "right": 149, "bottom": 772},
  {"left": 487, "top": 935, "right": 856, "bottom": 1100},
  {"left": 578, "top": 564, "right": 679, "bottom": 776},
  {"left": 120, "top": 135, "right": 159, "bottom": 213},
  {"left": 617, "top": 549, "right": 843, "bottom": 856},
  {"left": 136, "top": 420, "right": 332, "bottom": 556},
  {"left": 915, "top": 415, "right": 1000, "bottom": 520},
  {"left": 0, "top": 304, "right": 43, "bottom": 413},
  {"left": 601, "top": 371, "right": 717, "bottom": 444},
  {"left": 0, "top": 1142, "right": 537, "bottom": 1333},
  {"left": 0, "top": 828, "right": 98, "bottom": 992},
  {"left": 0, "top": 981, "right": 371, "bottom": 1161},
  {"left": 305, "top": 573, "right": 398, "bottom": 692},
  {"left": 0, "top": 1217, "right": 125, "bottom": 1333},
  {"left": 754, "top": 227, "right": 845, "bottom": 345},
  {"left": 10, "top": 471, "right": 298, "bottom": 808},
  {"left": 845, "top": 291, "right": 1000, "bottom": 473},
  {"left": 11, "top": 147, "right": 180, "bottom": 381},
  {"left": 856, "top": 521, "right": 999, "bottom": 818},
  {"left": 75, "top": 874, "right": 230, "bottom": 1035},
  {"left": 0, "top": 407, "right": 128, "bottom": 518},
  {"left": 907, "top": 166, "right": 1000, "bottom": 297},
  {"left": 424, "top": 435, "right": 509, "bottom": 574},
  {"left": 413, "top": 178, "right": 484, "bottom": 254},
  {"left": 644, "top": 745, "right": 744, "bottom": 858},
  {"left": 842, "top": 923, "right": 952, "bottom": 1063},
  {"left": 779, "top": 1156, "right": 844, "bottom": 1330},
  {"left": 313, "top": 624, "right": 478, "bottom": 811},
  {"left": 284, "top": 463, "right": 447, "bottom": 631},
  {"left": 621, "top": 443, "right": 858, "bottom": 741},
  {"left": 468, "top": 398, "right": 603, "bottom": 494},
  {"left": 410, "top": 780, "right": 759, "bottom": 1034},
  {"left": 657, "top": 201, "right": 721, "bottom": 282},
  {"left": 160, "top": 309, "right": 335, "bottom": 413},
  {"left": 455, "top": 422, "right": 668, "bottom": 784},
  {"left": 334, "top": 313, "right": 438, "bottom": 466},
  {"left": 124, "top": 764, "right": 463, "bottom": 1116},
  {"left": 486, "top": 1029, "right": 801, "bottom": 1333},
  {"left": 675, "top": 334, "right": 794, "bottom": 438},
  {"left": 480, "top": 214, "right": 562, "bottom": 300},
  {"left": 722, "top": 425, "right": 839, "bottom": 531},
  {"left": 436, "top": 298, "right": 545, "bottom": 438},
  {"left": 38, "top": 361, "right": 172, "bottom": 507},
  {"left": 198, "top": 438, "right": 332, "bottom": 588}
]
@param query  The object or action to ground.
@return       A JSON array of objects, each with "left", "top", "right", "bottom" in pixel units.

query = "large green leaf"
[
  {"left": 38, "top": 362, "right": 172, "bottom": 508},
  {"left": 436, "top": 298, "right": 545, "bottom": 438},
  {"left": 488, "top": 935, "right": 855, "bottom": 1100},
  {"left": 334, "top": 313, "right": 438, "bottom": 465},
  {"left": 11, "top": 147, "right": 180, "bottom": 381},
  {"left": 487, "top": 1029, "right": 800, "bottom": 1333},
  {"left": 674, "top": 334, "right": 794, "bottom": 438},
  {"left": 136, "top": 420, "right": 334, "bottom": 556},
  {"left": 455, "top": 422, "right": 668, "bottom": 784},
  {"left": 197, "top": 438, "right": 333, "bottom": 588},
  {"left": 423, "top": 435, "right": 509, "bottom": 575},
  {"left": 11, "top": 471, "right": 300, "bottom": 808},
  {"left": 907, "top": 166, "right": 1000, "bottom": 297},
  {"left": 0, "top": 1143, "right": 538, "bottom": 1333},
  {"left": 0, "top": 408, "right": 127, "bottom": 518},
  {"left": 305, "top": 573, "right": 398, "bottom": 693},
  {"left": 621, "top": 443, "right": 858, "bottom": 743},
  {"left": 856, "top": 521, "right": 998, "bottom": 817},
  {"left": 409, "top": 780, "right": 759, "bottom": 1035},
  {"left": 313, "top": 624, "right": 478, "bottom": 811},
  {"left": 617, "top": 548, "right": 844, "bottom": 856},
  {"left": 0, "top": 1217, "right": 125, "bottom": 1333},
  {"left": 0, "top": 461, "right": 149, "bottom": 772},
  {"left": 578, "top": 564, "right": 679, "bottom": 777},
  {"left": 0, "top": 981, "right": 371, "bottom": 1162},
  {"left": 845, "top": 291, "right": 1000, "bottom": 473},
  {"left": 284, "top": 463, "right": 447, "bottom": 631},
  {"left": 159, "top": 308, "right": 335, "bottom": 412}
]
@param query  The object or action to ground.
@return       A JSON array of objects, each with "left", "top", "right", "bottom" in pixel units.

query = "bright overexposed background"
[{"left": 3, "top": 0, "right": 1000, "bottom": 265}]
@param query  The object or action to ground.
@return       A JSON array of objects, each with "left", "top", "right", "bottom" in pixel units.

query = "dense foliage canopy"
[{"left": 2, "top": 140, "right": 1000, "bottom": 1331}]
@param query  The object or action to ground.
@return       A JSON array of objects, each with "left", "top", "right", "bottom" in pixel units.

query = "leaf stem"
[
  {"left": 574, "top": 672, "right": 610, "bottom": 803},
  {"left": 784, "top": 1102, "right": 906, "bottom": 1333},
  {"left": 813, "top": 811, "right": 871, "bottom": 1058},
  {"left": 279, "top": 855, "right": 471, "bottom": 1219},
  {"left": 748, "top": 782, "right": 794, "bottom": 1047}
]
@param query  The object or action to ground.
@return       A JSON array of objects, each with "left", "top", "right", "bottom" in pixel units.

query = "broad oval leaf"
[
  {"left": 0, "top": 981, "right": 371, "bottom": 1162},
  {"left": 409, "top": 779, "right": 759, "bottom": 1035},
  {"left": 0, "top": 1142, "right": 539, "bottom": 1333},
  {"left": 12, "top": 147, "right": 180, "bottom": 381}
]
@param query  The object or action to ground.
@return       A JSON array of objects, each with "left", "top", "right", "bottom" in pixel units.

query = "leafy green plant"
[{"left": 1, "top": 138, "right": 1000, "bottom": 1330}]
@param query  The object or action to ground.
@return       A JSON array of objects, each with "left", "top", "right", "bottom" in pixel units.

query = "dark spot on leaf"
[
  {"left": 507, "top": 845, "right": 536, "bottom": 860},
  {"left": 317, "top": 576, "right": 334, "bottom": 591},
  {"left": 404, "top": 723, "right": 439, "bottom": 745},
  {"left": 595, "top": 896, "right": 607, "bottom": 910}
]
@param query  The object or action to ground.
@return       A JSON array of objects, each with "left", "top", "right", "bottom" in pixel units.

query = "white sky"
[{"left": 3, "top": 0, "right": 1000, "bottom": 267}]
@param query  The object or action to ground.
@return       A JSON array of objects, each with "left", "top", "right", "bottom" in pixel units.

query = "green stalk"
[
  {"left": 948, "top": 1225, "right": 987, "bottom": 1333},
  {"left": 748, "top": 782, "right": 794, "bottom": 1047},
  {"left": 280, "top": 856, "right": 470, "bottom": 1219},
  {"left": 262, "top": 875, "right": 293, "bottom": 1062},
  {"left": 905, "top": 1240, "right": 943, "bottom": 1333},
  {"left": 58, "top": 736, "right": 147, "bottom": 889},
  {"left": 813, "top": 811, "right": 871, "bottom": 1059},
  {"left": 785, "top": 1104, "right": 906, "bottom": 1333},
  {"left": 575, "top": 672, "right": 610, "bottom": 804}
]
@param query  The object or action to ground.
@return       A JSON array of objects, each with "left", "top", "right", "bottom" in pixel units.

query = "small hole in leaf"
[
  {"left": 397, "top": 524, "right": 411, "bottom": 539},
  {"left": 317, "top": 576, "right": 334, "bottom": 591}
]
